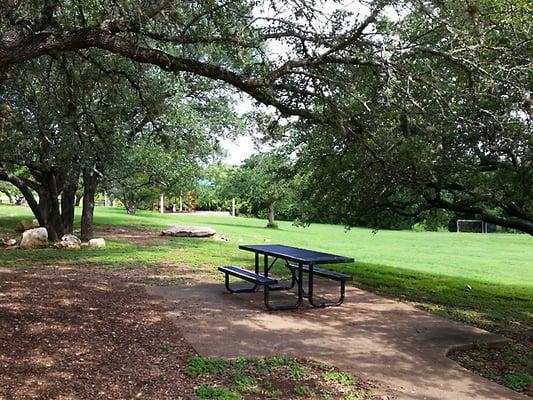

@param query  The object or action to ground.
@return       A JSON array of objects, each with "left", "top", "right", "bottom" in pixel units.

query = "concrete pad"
[{"left": 148, "top": 282, "right": 528, "bottom": 400}]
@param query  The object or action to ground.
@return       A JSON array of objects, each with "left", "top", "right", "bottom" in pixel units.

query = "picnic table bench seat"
[
  {"left": 286, "top": 263, "right": 352, "bottom": 282},
  {"left": 218, "top": 265, "right": 278, "bottom": 286},
  {"left": 286, "top": 262, "right": 351, "bottom": 308}
]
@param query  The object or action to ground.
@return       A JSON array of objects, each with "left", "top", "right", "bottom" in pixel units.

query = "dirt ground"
[
  {"left": 94, "top": 226, "right": 172, "bottom": 246},
  {"left": 0, "top": 267, "right": 196, "bottom": 400}
]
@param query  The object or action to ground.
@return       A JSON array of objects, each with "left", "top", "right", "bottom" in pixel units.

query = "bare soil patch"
[
  {"left": 0, "top": 267, "right": 196, "bottom": 400},
  {"left": 84, "top": 263, "right": 218, "bottom": 286},
  {"left": 93, "top": 225, "right": 170, "bottom": 246}
]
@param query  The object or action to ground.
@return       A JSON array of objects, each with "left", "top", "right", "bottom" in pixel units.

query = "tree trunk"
[
  {"left": 0, "top": 171, "right": 44, "bottom": 226},
  {"left": 0, "top": 167, "right": 66, "bottom": 240},
  {"left": 266, "top": 203, "right": 277, "bottom": 228},
  {"left": 81, "top": 170, "right": 98, "bottom": 242},
  {"left": 2, "top": 191, "right": 13, "bottom": 203},
  {"left": 37, "top": 174, "right": 64, "bottom": 242},
  {"left": 125, "top": 199, "right": 136, "bottom": 215},
  {"left": 61, "top": 169, "right": 79, "bottom": 234},
  {"left": 49, "top": 175, "right": 64, "bottom": 240}
]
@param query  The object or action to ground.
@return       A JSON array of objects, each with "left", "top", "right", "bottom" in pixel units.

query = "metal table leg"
[
  {"left": 264, "top": 255, "right": 302, "bottom": 310},
  {"left": 308, "top": 263, "right": 346, "bottom": 308}
]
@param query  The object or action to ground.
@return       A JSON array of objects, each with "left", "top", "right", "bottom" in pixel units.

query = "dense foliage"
[
  {"left": 0, "top": 0, "right": 531, "bottom": 234},
  {"left": 288, "top": 0, "right": 533, "bottom": 233},
  {"left": 0, "top": 54, "right": 238, "bottom": 239}
]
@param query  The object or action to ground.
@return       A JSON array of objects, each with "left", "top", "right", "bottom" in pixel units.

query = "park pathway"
[{"left": 149, "top": 283, "right": 528, "bottom": 400}]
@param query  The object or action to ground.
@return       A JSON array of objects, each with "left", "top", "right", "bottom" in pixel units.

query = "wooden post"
[
  {"left": 160, "top": 194, "right": 164, "bottom": 214},
  {"left": 179, "top": 193, "right": 183, "bottom": 212},
  {"left": 232, "top": 198, "right": 236, "bottom": 217}
]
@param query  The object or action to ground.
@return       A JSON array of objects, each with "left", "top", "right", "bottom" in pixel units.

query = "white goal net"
[{"left": 456, "top": 219, "right": 488, "bottom": 233}]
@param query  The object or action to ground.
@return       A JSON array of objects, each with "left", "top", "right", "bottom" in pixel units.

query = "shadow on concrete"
[{"left": 150, "top": 282, "right": 528, "bottom": 400}]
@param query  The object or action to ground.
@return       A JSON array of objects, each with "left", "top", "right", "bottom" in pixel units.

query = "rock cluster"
[{"left": 9, "top": 219, "right": 107, "bottom": 250}]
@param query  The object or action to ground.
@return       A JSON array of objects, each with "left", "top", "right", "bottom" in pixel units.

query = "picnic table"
[{"left": 218, "top": 244, "right": 354, "bottom": 310}]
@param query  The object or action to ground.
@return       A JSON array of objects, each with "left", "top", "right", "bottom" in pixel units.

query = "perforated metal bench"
[
  {"left": 286, "top": 263, "right": 352, "bottom": 307},
  {"left": 218, "top": 265, "right": 277, "bottom": 291},
  {"left": 218, "top": 265, "right": 301, "bottom": 310}
]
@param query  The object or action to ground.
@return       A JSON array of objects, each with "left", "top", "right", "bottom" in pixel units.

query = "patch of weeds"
[
  {"left": 160, "top": 343, "right": 173, "bottom": 353},
  {"left": 254, "top": 355, "right": 293, "bottom": 374},
  {"left": 504, "top": 372, "right": 533, "bottom": 392},
  {"left": 260, "top": 381, "right": 282, "bottom": 399},
  {"left": 287, "top": 363, "right": 310, "bottom": 379},
  {"left": 186, "top": 356, "right": 226, "bottom": 377},
  {"left": 264, "top": 389, "right": 282, "bottom": 398},
  {"left": 449, "top": 342, "right": 533, "bottom": 394},
  {"left": 233, "top": 357, "right": 249, "bottom": 375},
  {"left": 266, "top": 355, "right": 294, "bottom": 367},
  {"left": 234, "top": 375, "right": 258, "bottom": 394},
  {"left": 196, "top": 385, "right": 241, "bottom": 400},
  {"left": 293, "top": 384, "right": 314, "bottom": 396},
  {"left": 501, "top": 344, "right": 533, "bottom": 370},
  {"left": 253, "top": 358, "right": 268, "bottom": 375},
  {"left": 261, "top": 381, "right": 274, "bottom": 390},
  {"left": 470, "top": 341, "right": 488, "bottom": 351},
  {"left": 343, "top": 388, "right": 375, "bottom": 400},
  {"left": 320, "top": 388, "right": 336, "bottom": 399},
  {"left": 322, "top": 371, "right": 354, "bottom": 385}
]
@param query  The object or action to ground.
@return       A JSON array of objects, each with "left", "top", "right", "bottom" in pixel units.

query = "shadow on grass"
[
  {"left": 0, "top": 214, "right": 25, "bottom": 233},
  {"left": 329, "top": 262, "right": 532, "bottom": 340}
]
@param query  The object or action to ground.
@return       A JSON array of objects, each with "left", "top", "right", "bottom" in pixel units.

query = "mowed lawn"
[{"left": 1, "top": 204, "right": 532, "bottom": 338}]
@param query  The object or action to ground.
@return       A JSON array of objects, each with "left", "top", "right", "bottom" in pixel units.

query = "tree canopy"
[
  {"left": 1, "top": 0, "right": 531, "bottom": 234},
  {"left": 291, "top": 0, "right": 533, "bottom": 233}
]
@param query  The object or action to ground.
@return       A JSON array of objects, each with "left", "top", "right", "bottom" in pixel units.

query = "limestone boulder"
[
  {"left": 2, "top": 238, "right": 17, "bottom": 247},
  {"left": 161, "top": 226, "right": 216, "bottom": 238},
  {"left": 20, "top": 227, "right": 48, "bottom": 249},
  {"left": 61, "top": 234, "right": 81, "bottom": 245},
  {"left": 54, "top": 234, "right": 81, "bottom": 249},
  {"left": 88, "top": 238, "right": 106, "bottom": 249}
]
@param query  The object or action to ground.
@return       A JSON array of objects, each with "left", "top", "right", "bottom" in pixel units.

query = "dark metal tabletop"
[{"left": 239, "top": 244, "right": 354, "bottom": 265}]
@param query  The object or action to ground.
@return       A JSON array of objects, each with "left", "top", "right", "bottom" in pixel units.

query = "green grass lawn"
[
  {"left": 1, "top": 204, "right": 532, "bottom": 338},
  {"left": 1, "top": 204, "right": 532, "bottom": 394}
]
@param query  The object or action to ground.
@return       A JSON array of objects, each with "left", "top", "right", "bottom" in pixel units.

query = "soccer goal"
[{"left": 456, "top": 219, "right": 489, "bottom": 233}]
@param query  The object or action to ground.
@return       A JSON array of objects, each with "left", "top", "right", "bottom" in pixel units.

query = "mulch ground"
[
  {"left": 0, "top": 267, "right": 196, "bottom": 400},
  {"left": 448, "top": 342, "right": 533, "bottom": 397}
]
